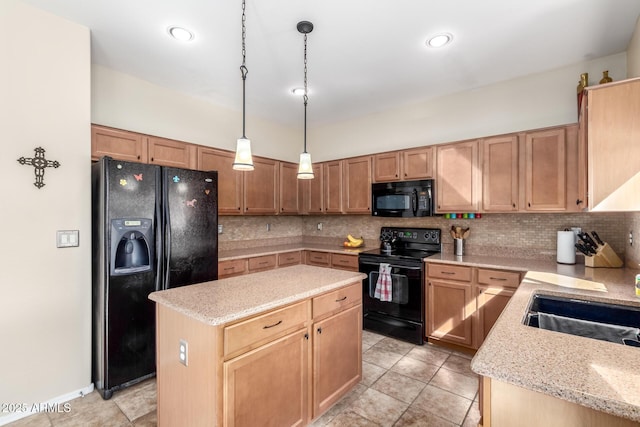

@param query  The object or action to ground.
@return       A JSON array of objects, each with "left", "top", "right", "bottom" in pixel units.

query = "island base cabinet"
[
  {"left": 482, "top": 377, "right": 639, "bottom": 427},
  {"left": 312, "top": 305, "right": 362, "bottom": 417},
  {"left": 224, "top": 330, "right": 310, "bottom": 427}
]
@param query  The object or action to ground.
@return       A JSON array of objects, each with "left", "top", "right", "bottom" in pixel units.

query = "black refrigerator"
[{"left": 91, "top": 157, "right": 218, "bottom": 399}]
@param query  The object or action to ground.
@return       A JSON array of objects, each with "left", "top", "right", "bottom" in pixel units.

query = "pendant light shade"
[
  {"left": 233, "top": 137, "right": 253, "bottom": 171},
  {"left": 297, "top": 20, "right": 314, "bottom": 180},
  {"left": 233, "top": 0, "right": 254, "bottom": 171}
]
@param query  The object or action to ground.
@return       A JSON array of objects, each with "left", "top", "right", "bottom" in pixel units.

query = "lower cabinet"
[
  {"left": 426, "top": 262, "right": 522, "bottom": 350},
  {"left": 224, "top": 329, "right": 310, "bottom": 427}
]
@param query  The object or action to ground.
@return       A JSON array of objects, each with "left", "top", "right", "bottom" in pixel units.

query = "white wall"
[
  {"left": 309, "top": 53, "right": 627, "bottom": 161},
  {"left": 92, "top": 65, "right": 302, "bottom": 162},
  {"left": 628, "top": 15, "right": 640, "bottom": 78},
  {"left": 0, "top": 1, "right": 91, "bottom": 422}
]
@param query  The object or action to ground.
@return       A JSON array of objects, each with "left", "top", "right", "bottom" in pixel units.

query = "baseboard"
[{"left": 0, "top": 383, "right": 94, "bottom": 426}]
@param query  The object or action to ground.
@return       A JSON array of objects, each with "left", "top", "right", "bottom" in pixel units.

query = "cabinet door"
[
  {"left": 324, "top": 161, "right": 343, "bottom": 213},
  {"left": 523, "top": 128, "right": 566, "bottom": 211},
  {"left": 475, "top": 286, "right": 514, "bottom": 349},
  {"left": 224, "top": 330, "right": 309, "bottom": 427},
  {"left": 482, "top": 135, "right": 519, "bottom": 212},
  {"left": 343, "top": 156, "right": 372, "bottom": 214},
  {"left": 306, "top": 251, "right": 330, "bottom": 267},
  {"left": 436, "top": 140, "right": 480, "bottom": 212},
  {"left": 91, "top": 125, "right": 146, "bottom": 163},
  {"left": 313, "top": 305, "right": 362, "bottom": 417},
  {"left": 244, "top": 157, "right": 279, "bottom": 214},
  {"left": 147, "top": 136, "right": 196, "bottom": 169},
  {"left": 564, "top": 124, "right": 585, "bottom": 212},
  {"left": 279, "top": 161, "right": 300, "bottom": 214},
  {"left": 587, "top": 79, "right": 640, "bottom": 211},
  {"left": 403, "top": 146, "right": 434, "bottom": 180},
  {"left": 307, "top": 163, "right": 324, "bottom": 214},
  {"left": 427, "top": 279, "right": 473, "bottom": 347},
  {"left": 373, "top": 152, "right": 401, "bottom": 182},
  {"left": 197, "top": 147, "right": 244, "bottom": 215},
  {"left": 218, "top": 259, "right": 247, "bottom": 278}
]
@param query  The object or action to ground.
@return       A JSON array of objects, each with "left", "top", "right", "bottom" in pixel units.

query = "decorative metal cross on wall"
[{"left": 17, "top": 147, "right": 61, "bottom": 189}]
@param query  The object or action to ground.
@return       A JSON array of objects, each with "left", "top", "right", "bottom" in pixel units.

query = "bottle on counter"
[{"left": 635, "top": 274, "right": 640, "bottom": 298}]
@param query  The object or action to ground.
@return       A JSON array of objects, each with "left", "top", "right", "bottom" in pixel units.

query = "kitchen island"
[
  {"left": 149, "top": 264, "right": 366, "bottom": 427},
  {"left": 427, "top": 254, "right": 640, "bottom": 426}
]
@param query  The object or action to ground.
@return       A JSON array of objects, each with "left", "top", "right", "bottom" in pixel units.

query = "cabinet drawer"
[
  {"left": 224, "top": 301, "right": 308, "bottom": 358},
  {"left": 278, "top": 251, "right": 301, "bottom": 267},
  {"left": 248, "top": 254, "right": 277, "bottom": 272},
  {"left": 218, "top": 259, "right": 247, "bottom": 278},
  {"left": 477, "top": 269, "right": 521, "bottom": 288},
  {"left": 427, "top": 263, "right": 472, "bottom": 282},
  {"left": 331, "top": 253, "right": 359, "bottom": 271},
  {"left": 313, "top": 282, "right": 362, "bottom": 320},
  {"left": 307, "top": 251, "right": 330, "bottom": 266}
]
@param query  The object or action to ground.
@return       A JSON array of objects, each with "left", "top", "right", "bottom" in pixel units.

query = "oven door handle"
[{"left": 359, "top": 261, "right": 423, "bottom": 271}]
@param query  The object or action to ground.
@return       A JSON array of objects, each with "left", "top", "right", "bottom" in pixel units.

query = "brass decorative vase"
[
  {"left": 599, "top": 70, "right": 613, "bottom": 84},
  {"left": 577, "top": 72, "right": 588, "bottom": 116}
]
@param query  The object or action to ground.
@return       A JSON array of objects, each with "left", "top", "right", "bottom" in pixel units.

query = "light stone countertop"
[
  {"left": 219, "top": 243, "right": 371, "bottom": 261},
  {"left": 426, "top": 253, "right": 640, "bottom": 422},
  {"left": 149, "top": 265, "right": 366, "bottom": 326}
]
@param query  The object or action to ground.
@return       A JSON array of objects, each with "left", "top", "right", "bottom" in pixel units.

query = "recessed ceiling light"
[
  {"left": 426, "top": 33, "right": 453, "bottom": 48},
  {"left": 291, "top": 87, "right": 306, "bottom": 96},
  {"left": 168, "top": 26, "right": 194, "bottom": 42}
]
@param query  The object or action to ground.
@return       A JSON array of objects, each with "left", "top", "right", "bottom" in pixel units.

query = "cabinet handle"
[
  {"left": 428, "top": 282, "right": 432, "bottom": 286},
  {"left": 512, "top": 203, "right": 516, "bottom": 208},
  {"left": 259, "top": 261, "right": 269, "bottom": 265},
  {"left": 263, "top": 320, "right": 283, "bottom": 329},
  {"left": 404, "top": 173, "right": 407, "bottom": 177},
  {"left": 489, "top": 277, "right": 507, "bottom": 281},
  {"left": 576, "top": 199, "right": 583, "bottom": 205},
  {"left": 335, "top": 296, "right": 347, "bottom": 302},
  {"left": 317, "top": 327, "right": 322, "bottom": 334},
  {"left": 151, "top": 157, "right": 154, "bottom": 162},
  {"left": 304, "top": 333, "right": 309, "bottom": 340},
  {"left": 528, "top": 203, "right": 531, "bottom": 207},
  {"left": 137, "top": 155, "right": 141, "bottom": 160},
  {"left": 223, "top": 267, "right": 235, "bottom": 271},
  {"left": 441, "top": 271, "right": 455, "bottom": 275}
]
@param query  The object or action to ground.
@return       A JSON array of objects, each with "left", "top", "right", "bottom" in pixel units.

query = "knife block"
[{"left": 585, "top": 242, "right": 623, "bottom": 268}]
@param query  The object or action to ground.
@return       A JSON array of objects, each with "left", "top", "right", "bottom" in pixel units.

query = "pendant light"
[
  {"left": 232, "top": 0, "right": 254, "bottom": 171},
  {"left": 296, "top": 21, "right": 314, "bottom": 179}
]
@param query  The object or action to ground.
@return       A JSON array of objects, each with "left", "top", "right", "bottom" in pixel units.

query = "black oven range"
[{"left": 358, "top": 227, "right": 441, "bottom": 345}]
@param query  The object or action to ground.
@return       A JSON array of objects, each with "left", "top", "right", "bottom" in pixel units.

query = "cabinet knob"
[
  {"left": 137, "top": 155, "right": 140, "bottom": 160},
  {"left": 304, "top": 333, "right": 309, "bottom": 340},
  {"left": 512, "top": 203, "right": 516, "bottom": 208},
  {"left": 151, "top": 157, "right": 154, "bottom": 162},
  {"left": 528, "top": 203, "right": 531, "bottom": 208},
  {"left": 317, "top": 327, "right": 322, "bottom": 334},
  {"left": 576, "top": 199, "right": 583, "bottom": 205}
]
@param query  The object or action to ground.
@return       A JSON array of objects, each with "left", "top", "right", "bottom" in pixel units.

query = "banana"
[{"left": 347, "top": 234, "right": 364, "bottom": 245}]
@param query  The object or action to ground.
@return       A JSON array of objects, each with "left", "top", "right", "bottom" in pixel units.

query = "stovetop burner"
[{"left": 359, "top": 227, "right": 442, "bottom": 264}]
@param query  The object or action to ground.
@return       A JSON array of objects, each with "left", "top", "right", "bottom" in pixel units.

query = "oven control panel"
[{"left": 380, "top": 227, "right": 441, "bottom": 244}]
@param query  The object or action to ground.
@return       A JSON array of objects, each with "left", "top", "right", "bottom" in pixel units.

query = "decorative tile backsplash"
[{"left": 220, "top": 211, "right": 640, "bottom": 267}]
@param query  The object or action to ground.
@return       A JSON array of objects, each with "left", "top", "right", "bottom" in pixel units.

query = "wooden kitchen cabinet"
[
  {"left": 482, "top": 135, "right": 519, "bottom": 212},
  {"left": 147, "top": 136, "right": 197, "bottom": 169},
  {"left": 218, "top": 259, "right": 248, "bottom": 279},
  {"left": 343, "top": 156, "right": 372, "bottom": 214},
  {"left": 279, "top": 161, "right": 300, "bottom": 214},
  {"left": 278, "top": 251, "right": 302, "bottom": 267},
  {"left": 197, "top": 146, "right": 244, "bottom": 214},
  {"left": 373, "top": 151, "right": 401, "bottom": 182},
  {"left": 585, "top": 77, "right": 640, "bottom": 211},
  {"left": 330, "top": 253, "right": 359, "bottom": 271},
  {"left": 224, "top": 329, "right": 310, "bottom": 427},
  {"left": 402, "top": 146, "right": 434, "bottom": 180},
  {"left": 306, "top": 251, "right": 331, "bottom": 267},
  {"left": 436, "top": 140, "right": 481, "bottom": 213},
  {"left": 324, "top": 161, "right": 344, "bottom": 213},
  {"left": 312, "top": 304, "right": 362, "bottom": 416},
  {"left": 304, "top": 163, "right": 325, "bottom": 214},
  {"left": 91, "top": 125, "right": 147, "bottom": 163},
  {"left": 522, "top": 128, "right": 566, "bottom": 211},
  {"left": 248, "top": 254, "right": 277, "bottom": 273},
  {"left": 427, "top": 278, "right": 474, "bottom": 347},
  {"left": 244, "top": 156, "right": 279, "bottom": 214},
  {"left": 475, "top": 285, "right": 515, "bottom": 348}
]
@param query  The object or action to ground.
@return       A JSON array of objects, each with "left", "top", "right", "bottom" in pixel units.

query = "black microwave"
[{"left": 371, "top": 179, "right": 434, "bottom": 217}]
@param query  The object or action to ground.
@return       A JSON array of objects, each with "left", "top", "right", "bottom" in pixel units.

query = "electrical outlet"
[
  {"left": 317, "top": 222, "right": 323, "bottom": 231},
  {"left": 630, "top": 230, "right": 634, "bottom": 246},
  {"left": 218, "top": 224, "right": 223, "bottom": 234},
  {"left": 266, "top": 223, "right": 271, "bottom": 231},
  {"left": 179, "top": 339, "right": 188, "bottom": 366}
]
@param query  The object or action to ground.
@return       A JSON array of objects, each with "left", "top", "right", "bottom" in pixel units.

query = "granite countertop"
[
  {"left": 219, "top": 243, "right": 371, "bottom": 261},
  {"left": 149, "top": 265, "right": 366, "bottom": 326},
  {"left": 427, "top": 253, "right": 640, "bottom": 422}
]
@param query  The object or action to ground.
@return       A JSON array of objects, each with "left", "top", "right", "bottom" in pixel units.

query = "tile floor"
[{"left": 7, "top": 331, "right": 480, "bottom": 427}]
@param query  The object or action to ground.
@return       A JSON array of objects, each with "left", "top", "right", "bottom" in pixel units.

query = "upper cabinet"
[
  {"left": 522, "top": 128, "right": 567, "bottom": 211},
  {"left": 436, "top": 140, "right": 481, "bottom": 213},
  {"left": 585, "top": 77, "right": 640, "bottom": 211},
  {"left": 343, "top": 156, "right": 372, "bottom": 214},
  {"left": 91, "top": 125, "right": 147, "bottom": 163},
  {"left": 197, "top": 147, "right": 243, "bottom": 215},
  {"left": 482, "top": 135, "right": 519, "bottom": 212},
  {"left": 244, "top": 157, "right": 279, "bottom": 215},
  {"left": 279, "top": 161, "right": 300, "bottom": 215},
  {"left": 300, "top": 163, "right": 324, "bottom": 215},
  {"left": 324, "top": 161, "right": 344, "bottom": 214},
  {"left": 147, "top": 136, "right": 197, "bottom": 169},
  {"left": 372, "top": 147, "right": 434, "bottom": 182}
]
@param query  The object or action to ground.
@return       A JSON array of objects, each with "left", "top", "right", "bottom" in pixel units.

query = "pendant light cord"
[
  {"left": 240, "top": 0, "right": 248, "bottom": 139},
  {"left": 303, "top": 32, "right": 308, "bottom": 153}
]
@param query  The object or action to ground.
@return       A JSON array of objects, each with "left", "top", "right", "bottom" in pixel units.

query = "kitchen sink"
[{"left": 524, "top": 294, "right": 640, "bottom": 347}]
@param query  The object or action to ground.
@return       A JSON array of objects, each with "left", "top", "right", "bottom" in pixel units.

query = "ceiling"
[{"left": 21, "top": 0, "right": 640, "bottom": 128}]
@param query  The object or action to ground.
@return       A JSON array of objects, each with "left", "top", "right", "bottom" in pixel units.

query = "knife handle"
[{"left": 591, "top": 231, "right": 604, "bottom": 246}]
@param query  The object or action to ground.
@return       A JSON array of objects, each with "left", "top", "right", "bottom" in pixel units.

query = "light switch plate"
[{"left": 56, "top": 230, "right": 79, "bottom": 248}]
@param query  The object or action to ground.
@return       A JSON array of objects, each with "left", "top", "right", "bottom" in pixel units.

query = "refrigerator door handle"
[{"left": 163, "top": 173, "right": 172, "bottom": 290}]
